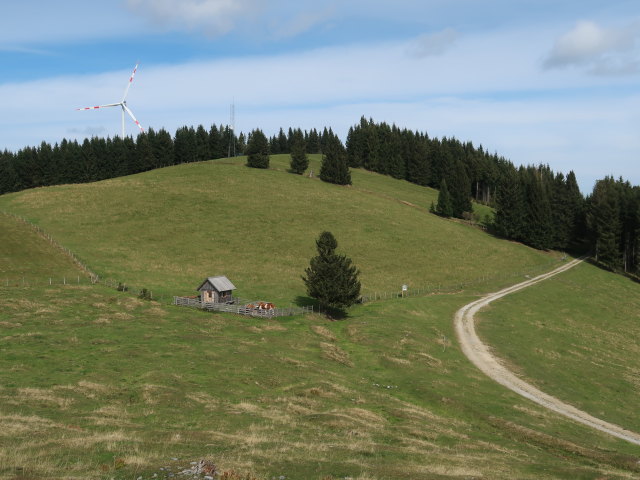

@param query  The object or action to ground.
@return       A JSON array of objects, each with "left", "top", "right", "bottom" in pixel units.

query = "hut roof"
[{"left": 197, "top": 276, "right": 236, "bottom": 292}]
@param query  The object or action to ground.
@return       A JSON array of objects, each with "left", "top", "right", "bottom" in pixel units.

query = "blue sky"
[{"left": 1, "top": 0, "right": 639, "bottom": 193}]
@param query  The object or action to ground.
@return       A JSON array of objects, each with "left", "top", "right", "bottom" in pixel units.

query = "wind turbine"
[{"left": 76, "top": 62, "right": 144, "bottom": 138}]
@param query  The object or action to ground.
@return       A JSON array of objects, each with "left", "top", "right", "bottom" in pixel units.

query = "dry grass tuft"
[
  {"left": 382, "top": 354, "right": 411, "bottom": 365},
  {"left": 17, "top": 388, "right": 73, "bottom": 409},
  {"left": 0, "top": 412, "right": 58, "bottom": 436},
  {"left": 320, "top": 342, "right": 353, "bottom": 367},
  {"left": 311, "top": 325, "right": 336, "bottom": 341},
  {"left": 415, "top": 352, "right": 443, "bottom": 368},
  {"left": 0, "top": 321, "right": 22, "bottom": 328},
  {"left": 187, "top": 391, "right": 220, "bottom": 409}
]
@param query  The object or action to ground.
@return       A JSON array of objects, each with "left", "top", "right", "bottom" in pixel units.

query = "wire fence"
[
  {"left": 359, "top": 255, "right": 568, "bottom": 303},
  {"left": 2, "top": 211, "right": 98, "bottom": 281},
  {"left": 2, "top": 210, "right": 570, "bottom": 313}
]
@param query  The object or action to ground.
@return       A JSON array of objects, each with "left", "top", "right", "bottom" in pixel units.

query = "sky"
[{"left": 1, "top": 0, "right": 639, "bottom": 193}]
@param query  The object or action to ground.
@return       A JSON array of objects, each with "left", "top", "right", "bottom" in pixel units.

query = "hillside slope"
[
  {"left": 478, "top": 261, "right": 640, "bottom": 435},
  {"left": 0, "top": 154, "right": 555, "bottom": 303},
  {"left": 1, "top": 161, "right": 639, "bottom": 479}
]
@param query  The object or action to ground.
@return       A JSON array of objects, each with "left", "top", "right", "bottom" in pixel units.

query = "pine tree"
[
  {"left": 246, "top": 129, "right": 270, "bottom": 168},
  {"left": 447, "top": 158, "right": 472, "bottom": 218},
  {"left": 135, "top": 132, "right": 155, "bottom": 172},
  {"left": 320, "top": 133, "right": 351, "bottom": 185},
  {"left": 195, "top": 124, "right": 210, "bottom": 161},
  {"left": 153, "top": 128, "right": 175, "bottom": 167},
  {"left": 174, "top": 126, "right": 197, "bottom": 164},
  {"left": 435, "top": 178, "right": 453, "bottom": 217},
  {"left": 307, "top": 128, "right": 320, "bottom": 154},
  {"left": 521, "top": 167, "right": 553, "bottom": 250},
  {"left": 208, "top": 124, "right": 222, "bottom": 159},
  {"left": 587, "top": 177, "right": 621, "bottom": 268},
  {"left": 302, "top": 231, "right": 361, "bottom": 314},
  {"left": 277, "top": 127, "right": 289, "bottom": 154},
  {"left": 494, "top": 165, "right": 525, "bottom": 241},
  {"left": 289, "top": 136, "right": 308, "bottom": 174}
]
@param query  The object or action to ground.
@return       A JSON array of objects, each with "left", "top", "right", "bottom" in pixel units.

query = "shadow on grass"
[
  {"left": 294, "top": 295, "right": 316, "bottom": 307},
  {"left": 293, "top": 296, "right": 351, "bottom": 320},
  {"left": 585, "top": 257, "right": 640, "bottom": 285}
]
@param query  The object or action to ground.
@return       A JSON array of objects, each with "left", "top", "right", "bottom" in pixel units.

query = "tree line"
[
  {"left": 0, "top": 124, "right": 341, "bottom": 196},
  {"left": 1, "top": 117, "right": 638, "bottom": 275}
]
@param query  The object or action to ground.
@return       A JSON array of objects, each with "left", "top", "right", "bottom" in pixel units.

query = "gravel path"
[{"left": 454, "top": 257, "right": 640, "bottom": 446}]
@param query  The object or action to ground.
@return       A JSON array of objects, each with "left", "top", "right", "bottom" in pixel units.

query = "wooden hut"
[{"left": 197, "top": 276, "right": 236, "bottom": 304}]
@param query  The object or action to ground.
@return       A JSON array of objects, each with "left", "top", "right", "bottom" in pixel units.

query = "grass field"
[
  {"left": 0, "top": 154, "right": 548, "bottom": 304},
  {"left": 477, "top": 260, "right": 640, "bottom": 435},
  {"left": 1, "top": 156, "right": 639, "bottom": 479}
]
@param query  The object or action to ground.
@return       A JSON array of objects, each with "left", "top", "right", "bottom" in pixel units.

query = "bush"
[{"left": 138, "top": 288, "right": 152, "bottom": 301}]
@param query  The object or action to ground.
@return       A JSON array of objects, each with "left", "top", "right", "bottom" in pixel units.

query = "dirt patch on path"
[{"left": 454, "top": 257, "right": 640, "bottom": 446}]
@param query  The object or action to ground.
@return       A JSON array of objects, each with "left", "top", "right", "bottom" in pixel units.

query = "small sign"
[{"left": 402, "top": 284, "right": 408, "bottom": 291}]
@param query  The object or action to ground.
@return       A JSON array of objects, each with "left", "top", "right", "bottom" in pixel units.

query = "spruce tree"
[
  {"left": 195, "top": 124, "right": 210, "bottom": 161},
  {"left": 320, "top": 133, "right": 351, "bottom": 185},
  {"left": 246, "top": 129, "right": 270, "bottom": 168},
  {"left": 289, "top": 137, "right": 308, "bottom": 174},
  {"left": 435, "top": 178, "right": 453, "bottom": 217},
  {"left": 522, "top": 167, "right": 553, "bottom": 250},
  {"left": 447, "top": 158, "right": 473, "bottom": 218},
  {"left": 587, "top": 177, "right": 621, "bottom": 268},
  {"left": 494, "top": 166, "right": 526, "bottom": 241},
  {"left": 302, "top": 231, "right": 361, "bottom": 314}
]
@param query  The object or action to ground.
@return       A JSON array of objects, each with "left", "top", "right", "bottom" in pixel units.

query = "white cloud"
[
  {"left": 272, "top": 5, "right": 337, "bottom": 39},
  {"left": 0, "top": 1, "right": 141, "bottom": 47},
  {"left": 124, "top": 0, "right": 259, "bottom": 36},
  {"left": 407, "top": 28, "right": 458, "bottom": 58},
  {"left": 544, "top": 20, "right": 640, "bottom": 75},
  {"left": 1, "top": 26, "right": 639, "bottom": 193}
]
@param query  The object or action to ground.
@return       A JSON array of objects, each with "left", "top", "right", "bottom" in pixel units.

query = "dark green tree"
[
  {"left": 521, "top": 167, "right": 553, "bottom": 250},
  {"left": 320, "top": 133, "right": 351, "bottom": 185},
  {"left": 195, "top": 124, "right": 210, "bottom": 161},
  {"left": 435, "top": 178, "right": 453, "bottom": 217},
  {"left": 587, "top": 177, "right": 621, "bottom": 268},
  {"left": 289, "top": 134, "right": 308, "bottom": 174},
  {"left": 307, "top": 128, "right": 320, "bottom": 154},
  {"left": 302, "top": 231, "right": 361, "bottom": 314},
  {"left": 174, "top": 126, "right": 197, "bottom": 164},
  {"left": 246, "top": 129, "right": 270, "bottom": 168},
  {"left": 135, "top": 132, "right": 155, "bottom": 172},
  {"left": 152, "top": 128, "right": 175, "bottom": 167},
  {"left": 446, "top": 158, "right": 473, "bottom": 218}
]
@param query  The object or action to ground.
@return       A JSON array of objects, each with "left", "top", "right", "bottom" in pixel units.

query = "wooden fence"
[{"left": 173, "top": 296, "right": 314, "bottom": 318}]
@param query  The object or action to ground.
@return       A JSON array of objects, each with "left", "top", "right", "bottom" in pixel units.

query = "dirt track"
[{"left": 454, "top": 257, "right": 640, "bottom": 446}]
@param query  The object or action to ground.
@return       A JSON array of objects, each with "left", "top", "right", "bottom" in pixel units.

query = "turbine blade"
[
  {"left": 76, "top": 103, "right": 120, "bottom": 110},
  {"left": 122, "top": 62, "right": 139, "bottom": 102},
  {"left": 123, "top": 104, "right": 144, "bottom": 132}
]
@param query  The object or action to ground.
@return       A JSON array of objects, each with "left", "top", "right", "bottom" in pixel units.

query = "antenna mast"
[{"left": 228, "top": 100, "right": 235, "bottom": 158}]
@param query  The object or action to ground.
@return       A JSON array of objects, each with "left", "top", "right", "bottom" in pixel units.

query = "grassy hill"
[
  {"left": 0, "top": 154, "right": 548, "bottom": 303},
  {"left": 1, "top": 155, "right": 639, "bottom": 479}
]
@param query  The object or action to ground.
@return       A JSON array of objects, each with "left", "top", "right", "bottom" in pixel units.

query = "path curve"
[{"left": 454, "top": 257, "right": 640, "bottom": 446}]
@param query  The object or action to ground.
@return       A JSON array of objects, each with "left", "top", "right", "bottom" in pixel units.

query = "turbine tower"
[{"left": 76, "top": 62, "right": 144, "bottom": 138}]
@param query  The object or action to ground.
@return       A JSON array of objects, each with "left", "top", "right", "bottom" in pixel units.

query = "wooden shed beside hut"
[{"left": 197, "top": 276, "right": 236, "bottom": 304}]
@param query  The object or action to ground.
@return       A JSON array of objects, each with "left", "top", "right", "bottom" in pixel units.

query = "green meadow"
[
  {"left": 477, "top": 260, "right": 640, "bottom": 435},
  {"left": 0, "top": 155, "right": 541, "bottom": 304},
  {"left": 1, "top": 155, "right": 639, "bottom": 479}
]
